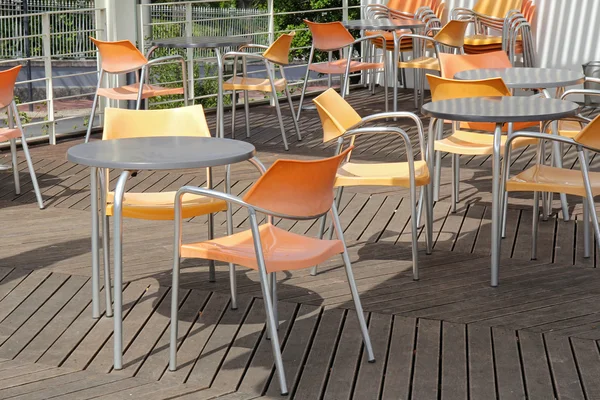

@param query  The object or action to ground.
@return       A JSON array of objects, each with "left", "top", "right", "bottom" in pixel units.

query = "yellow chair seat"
[
  {"left": 335, "top": 160, "right": 430, "bottom": 188},
  {"left": 555, "top": 120, "right": 583, "bottom": 139},
  {"left": 398, "top": 56, "right": 440, "bottom": 71},
  {"left": 223, "top": 76, "right": 286, "bottom": 92},
  {"left": 435, "top": 130, "right": 538, "bottom": 155},
  {"left": 506, "top": 164, "right": 600, "bottom": 198},
  {"left": 97, "top": 83, "right": 183, "bottom": 101},
  {"left": 464, "top": 35, "right": 503, "bottom": 46},
  {"left": 106, "top": 191, "right": 227, "bottom": 220},
  {"left": 309, "top": 59, "right": 384, "bottom": 75}
]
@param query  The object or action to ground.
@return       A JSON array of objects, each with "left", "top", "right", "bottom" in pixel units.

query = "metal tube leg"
[
  {"left": 583, "top": 198, "right": 591, "bottom": 258},
  {"left": 225, "top": 165, "right": 237, "bottom": 309},
  {"left": 244, "top": 91, "right": 251, "bottom": 138},
  {"left": 102, "top": 213, "right": 113, "bottom": 317},
  {"left": 579, "top": 149, "right": 600, "bottom": 254},
  {"left": 9, "top": 139, "right": 19, "bottom": 194},
  {"left": 296, "top": 47, "right": 314, "bottom": 121},
  {"left": 284, "top": 83, "right": 301, "bottom": 141},
  {"left": 491, "top": 124, "right": 503, "bottom": 287},
  {"left": 416, "top": 187, "right": 424, "bottom": 228},
  {"left": 331, "top": 204, "right": 374, "bottom": 362},
  {"left": 248, "top": 212, "right": 287, "bottom": 395},
  {"left": 311, "top": 215, "right": 327, "bottom": 276},
  {"left": 169, "top": 252, "right": 180, "bottom": 372},
  {"left": 393, "top": 31, "right": 398, "bottom": 112},
  {"left": 531, "top": 191, "right": 539, "bottom": 260},
  {"left": 231, "top": 90, "right": 237, "bottom": 139},
  {"left": 113, "top": 170, "right": 130, "bottom": 370},
  {"left": 272, "top": 91, "right": 289, "bottom": 151},
  {"left": 85, "top": 90, "right": 100, "bottom": 143},
  {"left": 433, "top": 121, "right": 443, "bottom": 201},
  {"left": 207, "top": 167, "right": 216, "bottom": 283},
  {"left": 14, "top": 105, "right": 43, "bottom": 209},
  {"left": 424, "top": 185, "right": 433, "bottom": 255},
  {"left": 451, "top": 154, "right": 459, "bottom": 213},
  {"left": 327, "top": 187, "right": 345, "bottom": 240},
  {"left": 270, "top": 272, "right": 278, "bottom": 330},
  {"left": 409, "top": 178, "right": 419, "bottom": 280},
  {"left": 215, "top": 48, "right": 225, "bottom": 138},
  {"left": 90, "top": 167, "right": 101, "bottom": 319}
]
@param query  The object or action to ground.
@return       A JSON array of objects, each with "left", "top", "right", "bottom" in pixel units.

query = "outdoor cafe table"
[
  {"left": 422, "top": 96, "right": 579, "bottom": 287},
  {"left": 67, "top": 136, "right": 256, "bottom": 370},
  {"left": 454, "top": 67, "right": 586, "bottom": 218},
  {"left": 342, "top": 18, "right": 425, "bottom": 112},
  {"left": 146, "top": 36, "right": 252, "bottom": 139}
]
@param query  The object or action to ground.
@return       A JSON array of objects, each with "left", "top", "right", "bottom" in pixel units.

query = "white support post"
[
  {"left": 267, "top": 0, "right": 275, "bottom": 106},
  {"left": 41, "top": 14, "right": 55, "bottom": 144},
  {"left": 185, "top": 3, "right": 195, "bottom": 104},
  {"left": 343, "top": 0, "right": 350, "bottom": 95}
]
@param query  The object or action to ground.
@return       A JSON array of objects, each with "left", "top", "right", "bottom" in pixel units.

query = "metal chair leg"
[
  {"left": 311, "top": 215, "right": 327, "bottom": 276},
  {"left": 423, "top": 184, "right": 433, "bottom": 255},
  {"left": 244, "top": 91, "right": 251, "bottom": 138},
  {"left": 416, "top": 187, "right": 424, "bottom": 228},
  {"left": 579, "top": 149, "right": 600, "bottom": 255},
  {"left": 583, "top": 197, "right": 591, "bottom": 258},
  {"left": 14, "top": 103, "right": 43, "bottom": 209},
  {"left": 231, "top": 90, "right": 237, "bottom": 139},
  {"left": 451, "top": 154, "right": 459, "bottom": 213},
  {"left": 327, "top": 187, "right": 345, "bottom": 240},
  {"left": 9, "top": 138, "right": 19, "bottom": 195},
  {"left": 296, "top": 47, "right": 314, "bottom": 121},
  {"left": 531, "top": 191, "right": 539, "bottom": 260},
  {"left": 330, "top": 203, "right": 374, "bottom": 362},
  {"left": 85, "top": 75, "right": 102, "bottom": 143},
  {"left": 409, "top": 176, "right": 419, "bottom": 280},
  {"left": 280, "top": 67, "right": 301, "bottom": 141},
  {"left": 226, "top": 164, "right": 237, "bottom": 309},
  {"left": 99, "top": 169, "right": 113, "bottom": 318}
]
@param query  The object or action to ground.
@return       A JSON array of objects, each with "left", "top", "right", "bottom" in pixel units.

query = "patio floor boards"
[{"left": 0, "top": 88, "right": 600, "bottom": 398}]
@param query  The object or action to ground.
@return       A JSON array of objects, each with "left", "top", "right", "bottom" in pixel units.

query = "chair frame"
[
  {"left": 222, "top": 40, "right": 301, "bottom": 151},
  {"left": 85, "top": 48, "right": 188, "bottom": 143},
  {"left": 312, "top": 111, "right": 433, "bottom": 280},
  {"left": 169, "top": 158, "right": 375, "bottom": 396}
]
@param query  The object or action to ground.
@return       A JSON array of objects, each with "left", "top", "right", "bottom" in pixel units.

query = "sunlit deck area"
[{"left": 0, "top": 89, "right": 599, "bottom": 399}]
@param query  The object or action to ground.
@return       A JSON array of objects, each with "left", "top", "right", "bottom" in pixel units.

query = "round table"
[
  {"left": 454, "top": 67, "right": 586, "bottom": 219},
  {"left": 343, "top": 18, "right": 425, "bottom": 112},
  {"left": 146, "top": 36, "right": 252, "bottom": 139},
  {"left": 422, "top": 96, "right": 580, "bottom": 287},
  {"left": 67, "top": 136, "right": 256, "bottom": 370}
]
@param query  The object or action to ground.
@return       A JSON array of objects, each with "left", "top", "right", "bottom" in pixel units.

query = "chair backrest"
[
  {"left": 575, "top": 114, "right": 600, "bottom": 152},
  {"left": 304, "top": 20, "right": 354, "bottom": 51},
  {"left": 473, "top": 0, "right": 522, "bottom": 19},
  {"left": 102, "top": 105, "right": 211, "bottom": 140},
  {"left": 433, "top": 20, "right": 470, "bottom": 48},
  {"left": 243, "top": 147, "right": 352, "bottom": 219},
  {"left": 263, "top": 32, "right": 295, "bottom": 65},
  {"left": 387, "top": 0, "right": 432, "bottom": 14},
  {"left": 438, "top": 50, "right": 512, "bottom": 79},
  {"left": 313, "top": 88, "right": 362, "bottom": 143},
  {"left": 0, "top": 65, "right": 20, "bottom": 109},
  {"left": 427, "top": 75, "right": 511, "bottom": 101},
  {"left": 90, "top": 37, "right": 148, "bottom": 74}
]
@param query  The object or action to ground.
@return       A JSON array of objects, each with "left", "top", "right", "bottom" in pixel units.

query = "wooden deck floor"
[{"left": 1, "top": 89, "right": 600, "bottom": 399}]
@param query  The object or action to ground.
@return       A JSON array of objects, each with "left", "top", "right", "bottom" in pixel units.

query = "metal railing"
[{"left": 0, "top": 7, "right": 106, "bottom": 144}]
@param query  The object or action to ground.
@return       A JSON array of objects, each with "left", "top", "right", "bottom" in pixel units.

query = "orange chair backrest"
[
  {"left": 438, "top": 50, "right": 511, "bottom": 79},
  {"left": 433, "top": 20, "right": 470, "bottom": 48},
  {"left": 263, "top": 32, "right": 295, "bottom": 65},
  {"left": 313, "top": 88, "right": 362, "bottom": 143},
  {"left": 433, "top": 0, "right": 445, "bottom": 19},
  {"left": 102, "top": 105, "right": 211, "bottom": 140},
  {"left": 575, "top": 114, "right": 600, "bottom": 152},
  {"left": 304, "top": 20, "right": 354, "bottom": 51},
  {"left": 387, "top": 0, "right": 432, "bottom": 14},
  {"left": 427, "top": 75, "right": 511, "bottom": 101},
  {"left": 473, "top": 0, "right": 522, "bottom": 18},
  {"left": 523, "top": 3, "right": 536, "bottom": 23},
  {"left": 243, "top": 147, "right": 353, "bottom": 219},
  {"left": 90, "top": 37, "right": 148, "bottom": 74},
  {"left": 0, "top": 65, "right": 20, "bottom": 109}
]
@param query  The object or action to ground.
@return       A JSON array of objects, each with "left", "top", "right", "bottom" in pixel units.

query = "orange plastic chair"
[
  {"left": 169, "top": 149, "right": 375, "bottom": 395},
  {"left": 96, "top": 105, "right": 227, "bottom": 318},
  {"left": 311, "top": 88, "right": 432, "bottom": 279},
  {"left": 0, "top": 65, "right": 43, "bottom": 209},
  {"left": 427, "top": 74, "right": 538, "bottom": 212},
  {"left": 503, "top": 114, "right": 600, "bottom": 260},
  {"left": 297, "top": 20, "right": 388, "bottom": 120},
  {"left": 85, "top": 37, "right": 187, "bottom": 143},
  {"left": 397, "top": 20, "right": 470, "bottom": 107},
  {"left": 222, "top": 32, "right": 301, "bottom": 151}
]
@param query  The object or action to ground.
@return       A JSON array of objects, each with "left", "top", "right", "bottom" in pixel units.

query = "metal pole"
[{"left": 23, "top": 0, "right": 34, "bottom": 112}]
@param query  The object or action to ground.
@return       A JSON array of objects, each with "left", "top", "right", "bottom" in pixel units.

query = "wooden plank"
[
  {"left": 359, "top": 196, "right": 402, "bottom": 243},
  {"left": 468, "top": 324, "right": 496, "bottom": 400},
  {"left": 411, "top": 318, "right": 441, "bottom": 400},
  {"left": 570, "top": 337, "right": 600, "bottom": 400},
  {"left": 518, "top": 331, "right": 555, "bottom": 400},
  {"left": 440, "top": 322, "right": 467, "bottom": 400},
  {"left": 381, "top": 316, "right": 417, "bottom": 400},
  {"left": 351, "top": 312, "right": 392, "bottom": 400},
  {"left": 544, "top": 333, "right": 585, "bottom": 400},
  {"left": 0, "top": 370, "right": 88, "bottom": 399},
  {"left": 0, "top": 270, "right": 49, "bottom": 324},
  {"left": 453, "top": 204, "right": 485, "bottom": 254},
  {"left": 492, "top": 327, "right": 526, "bottom": 400}
]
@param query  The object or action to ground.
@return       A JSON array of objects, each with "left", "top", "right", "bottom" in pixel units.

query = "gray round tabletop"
[
  {"left": 422, "top": 96, "right": 580, "bottom": 123},
  {"left": 343, "top": 18, "right": 425, "bottom": 30},
  {"left": 67, "top": 137, "right": 256, "bottom": 170},
  {"left": 453, "top": 68, "right": 585, "bottom": 89},
  {"left": 150, "top": 36, "right": 251, "bottom": 49}
]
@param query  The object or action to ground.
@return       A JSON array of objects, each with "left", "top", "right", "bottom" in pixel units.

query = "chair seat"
[
  {"left": 309, "top": 59, "right": 384, "bottom": 74},
  {"left": 506, "top": 164, "right": 600, "bottom": 197},
  {"left": 461, "top": 121, "right": 540, "bottom": 132},
  {"left": 464, "top": 34, "right": 503, "bottom": 46},
  {"left": 223, "top": 76, "right": 287, "bottom": 92},
  {"left": 556, "top": 120, "right": 582, "bottom": 138},
  {"left": 435, "top": 130, "right": 538, "bottom": 155},
  {"left": 180, "top": 223, "right": 345, "bottom": 272},
  {"left": 106, "top": 191, "right": 227, "bottom": 220},
  {"left": 335, "top": 160, "right": 430, "bottom": 188},
  {"left": 398, "top": 56, "right": 440, "bottom": 71},
  {"left": 97, "top": 83, "right": 184, "bottom": 101},
  {"left": 0, "top": 128, "right": 21, "bottom": 142}
]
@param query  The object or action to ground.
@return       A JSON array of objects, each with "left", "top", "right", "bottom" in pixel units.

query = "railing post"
[
  {"left": 267, "top": 0, "right": 276, "bottom": 105},
  {"left": 343, "top": 0, "right": 350, "bottom": 95},
  {"left": 185, "top": 2, "right": 195, "bottom": 104},
  {"left": 41, "top": 13, "right": 56, "bottom": 144}
]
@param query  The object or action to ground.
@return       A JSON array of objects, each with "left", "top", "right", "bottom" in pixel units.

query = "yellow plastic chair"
[
  {"left": 397, "top": 20, "right": 470, "bottom": 107},
  {"left": 222, "top": 32, "right": 301, "bottom": 151},
  {"left": 427, "top": 74, "right": 538, "bottom": 212},
  {"left": 310, "top": 88, "right": 432, "bottom": 280},
  {"left": 97, "top": 105, "right": 227, "bottom": 317},
  {"left": 503, "top": 114, "right": 600, "bottom": 260}
]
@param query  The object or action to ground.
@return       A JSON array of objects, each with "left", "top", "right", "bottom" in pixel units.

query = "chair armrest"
[
  {"left": 586, "top": 77, "right": 600, "bottom": 85},
  {"left": 145, "top": 54, "right": 185, "bottom": 66},
  {"left": 239, "top": 44, "right": 268, "bottom": 51},
  {"left": 560, "top": 89, "right": 600, "bottom": 101},
  {"left": 222, "top": 51, "right": 266, "bottom": 62}
]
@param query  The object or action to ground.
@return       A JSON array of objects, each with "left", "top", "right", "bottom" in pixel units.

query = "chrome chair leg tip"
[{"left": 368, "top": 358, "right": 376, "bottom": 363}]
